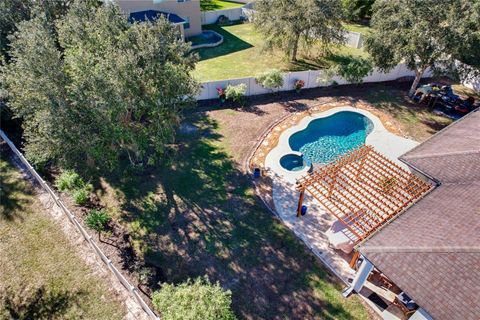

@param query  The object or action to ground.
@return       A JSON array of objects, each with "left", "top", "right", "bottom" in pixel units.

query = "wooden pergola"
[{"left": 296, "top": 145, "right": 433, "bottom": 242}]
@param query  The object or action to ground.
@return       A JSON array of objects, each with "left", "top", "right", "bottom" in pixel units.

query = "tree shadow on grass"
[
  {"left": 101, "top": 112, "right": 367, "bottom": 319},
  {"left": 195, "top": 24, "right": 254, "bottom": 61},
  {"left": 0, "top": 146, "right": 32, "bottom": 221},
  {"left": 1, "top": 285, "right": 86, "bottom": 319},
  {"left": 288, "top": 57, "right": 329, "bottom": 72},
  {"left": 200, "top": 1, "right": 227, "bottom": 12}
]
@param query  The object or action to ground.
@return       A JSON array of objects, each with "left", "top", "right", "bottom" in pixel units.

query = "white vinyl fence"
[
  {"left": 0, "top": 130, "right": 159, "bottom": 320},
  {"left": 196, "top": 63, "right": 432, "bottom": 100},
  {"left": 201, "top": 1, "right": 255, "bottom": 25},
  {"left": 345, "top": 31, "right": 363, "bottom": 49},
  {"left": 463, "top": 77, "right": 480, "bottom": 92},
  {"left": 201, "top": 7, "right": 244, "bottom": 25}
]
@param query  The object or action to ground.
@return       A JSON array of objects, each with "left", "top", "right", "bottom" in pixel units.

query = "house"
[
  {"left": 347, "top": 109, "right": 480, "bottom": 319},
  {"left": 113, "top": 0, "right": 203, "bottom": 40}
]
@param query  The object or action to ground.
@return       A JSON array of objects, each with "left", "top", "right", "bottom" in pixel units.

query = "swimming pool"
[{"left": 288, "top": 111, "right": 373, "bottom": 165}]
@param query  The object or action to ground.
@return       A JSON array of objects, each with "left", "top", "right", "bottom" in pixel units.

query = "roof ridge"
[
  {"left": 402, "top": 149, "right": 480, "bottom": 160},
  {"left": 361, "top": 246, "right": 480, "bottom": 253},
  {"left": 441, "top": 180, "right": 480, "bottom": 186}
]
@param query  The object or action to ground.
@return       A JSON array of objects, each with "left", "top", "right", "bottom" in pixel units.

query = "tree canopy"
[
  {"left": 1, "top": 1, "right": 198, "bottom": 170},
  {"left": 342, "top": 0, "right": 375, "bottom": 22},
  {"left": 365, "top": 0, "right": 480, "bottom": 96},
  {"left": 152, "top": 276, "right": 236, "bottom": 320},
  {"left": 253, "top": 0, "right": 345, "bottom": 61},
  {"left": 0, "top": 0, "right": 72, "bottom": 61}
]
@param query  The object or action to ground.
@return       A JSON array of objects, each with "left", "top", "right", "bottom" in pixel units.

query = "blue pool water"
[
  {"left": 280, "top": 154, "right": 306, "bottom": 171},
  {"left": 289, "top": 111, "right": 373, "bottom": 165}
]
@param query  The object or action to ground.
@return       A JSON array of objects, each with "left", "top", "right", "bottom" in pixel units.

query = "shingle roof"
[
  {"left": 359, "top": 109, "right": 480, "bottom": 320},
  {"left": 128, "top": 10, "right": 186, "bottom": 24}
]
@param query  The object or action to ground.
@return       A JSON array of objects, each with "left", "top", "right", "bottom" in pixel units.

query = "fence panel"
[
  {"left": 0, "top": 130, "right": 160, "bottom": 320},
  {"left": 345, "top": 32, "right": 362, "bottom": 49},
  {"left": 196, "top": 63, "right": 432, "bottom": 100},
  {"left": 307, "top": 70, "right": 322, "bottom": 88},
  {"left": 463, "top": 77, "right": 480, "bottom": 91},
  {"left": 201, "top": 7, "right": 244, "bottom": 25},
  {"left": 286, "top": 71, "right": 309, "bottom": 91}
]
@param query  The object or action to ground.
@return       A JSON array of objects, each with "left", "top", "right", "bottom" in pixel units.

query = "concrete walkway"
[
  {"left": 265, "top": 106, "right": 419, "bottom": 283},
  {"left": 271, "top": 173, "right": 357, "bottom": 281}
]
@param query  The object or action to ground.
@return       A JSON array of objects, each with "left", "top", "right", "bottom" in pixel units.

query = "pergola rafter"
[{"left": 296, "top": 145, "right": 433, "bottom": 242}]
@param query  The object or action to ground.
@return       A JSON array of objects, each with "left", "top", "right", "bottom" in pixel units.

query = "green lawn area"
[
  {"left": 200, "top": 0, "right": 245, "bottom": 11},
  {"left": 343, "top": 22, "right": 372, "bottom": 34},
  {"left": 0, "top": 152, "right": 125, "bottom": 319},
  {"left": 94, "top": 110, "right": 369, "bottom": 319},
  {"left": 193, "top": 23, "right": 368, "bottom": 81}
]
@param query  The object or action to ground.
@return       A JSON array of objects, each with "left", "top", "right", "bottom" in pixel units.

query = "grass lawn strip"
[
  {"left": 342, "top": 22, "right": 372, "bottom": 34},
  {"left": 0, "top": 150, "right": 126, "bottom": 319},
  {"left": 201, "top": 0, "right": 245, "bottom": 11}
]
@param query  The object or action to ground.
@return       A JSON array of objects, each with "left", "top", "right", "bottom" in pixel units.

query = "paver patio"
[{"left": 260, "top": 105, "right": 420, "bottom": 284}]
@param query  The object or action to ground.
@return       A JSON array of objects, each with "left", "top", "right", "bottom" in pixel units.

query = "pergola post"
[{"left": 296, "top": 188, "right": 305, "bottom": 217}]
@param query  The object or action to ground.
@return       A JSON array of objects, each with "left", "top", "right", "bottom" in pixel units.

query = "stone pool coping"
[
  {"left": 265, "top": 106, "right": 418, "bottom": 183},
  {"left": 247, "top": 101, "right": 406, "bottom": 173}
]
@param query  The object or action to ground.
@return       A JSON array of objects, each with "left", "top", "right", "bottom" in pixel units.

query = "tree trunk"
[
  {"left": 408, "top": 69, "right": 424, "bottom": 97},
  {"left": 291, "top": 34, "right": 300, "bottom": 62}
]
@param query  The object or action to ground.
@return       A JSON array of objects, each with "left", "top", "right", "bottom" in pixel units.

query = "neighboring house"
[
  {"left": 347, "top": 109, "right": 480, "bottom": 319},
  {"left": 114, "top": 0, "right": 203, "bottom": 39}
]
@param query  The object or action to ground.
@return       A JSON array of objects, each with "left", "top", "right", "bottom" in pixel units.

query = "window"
[{"left": 184, "top": 17, "right": 190, "bottom": 29}]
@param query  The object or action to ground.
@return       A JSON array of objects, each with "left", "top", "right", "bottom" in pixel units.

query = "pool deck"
[{"left": 264, "top": 106, "right": 419, "bottom": 283}]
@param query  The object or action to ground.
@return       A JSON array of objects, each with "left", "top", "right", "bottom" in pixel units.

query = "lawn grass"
[
  {"left": 193, "top": 23, "right": 368, "bottom": 81},
  {"left": 95, "top": 112, "right": 369, "bottom": 319},
  {"left": 200, "top": 0, "right": 245, "bottom": 11},
  {"left": 343, "top": 22, "right": 372, "bottom": 34},
  {"left": 0, "top": 152, "right": 125, "bottom": 319}
]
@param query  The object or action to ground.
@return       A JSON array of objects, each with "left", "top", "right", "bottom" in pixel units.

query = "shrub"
[
  {"left": 317, "top": 66, "right": 338, "bottom": 85},
  {"left": 294, "top": 79, "right": 305, "bottom": 92},
  {"left": 216, "top": 15, "right": 231, "bottom": 26},
  {"left": 255, "top": 69, "right": 284, "bottom": 90},
  {"left": 55, "top": 169, "right": 92, "bottom": 205},
  {"left": 55, "top": 170, "right": 83, "bottom": 191},
  {"left": 72, "top": 188, "right": 89, "bottom": 205},
  {"left": 225, "top": 84, "right": 247, "bottom": 105},
  {"left": 217, "top": 87, "right": 226, "bottom": 102},
  {"left": 337, "top": 57, "right": 373, "bottom": 84},
  {"left": 85, "top": 209, "right": 110, "bottom": 233},
  {"left": 152, "top": 276, "right": 236, "bottom": 320}
]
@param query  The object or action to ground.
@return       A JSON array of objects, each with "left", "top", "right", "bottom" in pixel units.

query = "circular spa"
[{"left": 279, "top": 153, "right": 308, "bottom": 171}]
